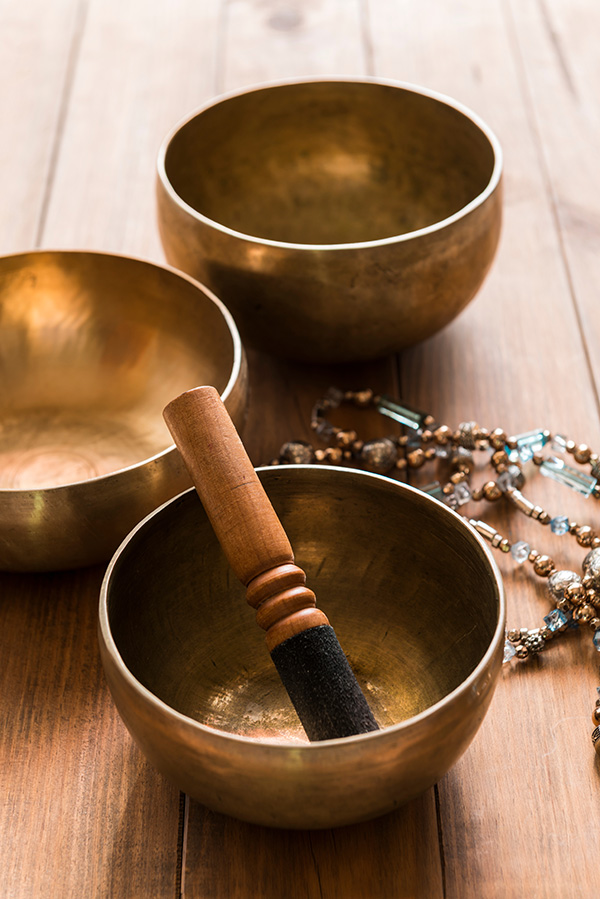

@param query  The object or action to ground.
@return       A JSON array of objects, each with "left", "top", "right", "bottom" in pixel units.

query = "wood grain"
[
  {"left": 3, "top": 0, "right": 600, "bottom": 895},
  {"left": 369, "top": 1, "right": 600, "bottom": 896}
]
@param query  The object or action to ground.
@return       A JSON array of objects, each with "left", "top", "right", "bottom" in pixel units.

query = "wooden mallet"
[{"left": 163, "top": 386, "right": 379, "bottom": 742}]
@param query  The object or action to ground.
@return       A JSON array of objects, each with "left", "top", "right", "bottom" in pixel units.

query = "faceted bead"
[
  {"left": 511, "top": 541, "right": 530, "bottom": 564},
  {"left": 442, "top": 492, "right": 459, "bottom": 510},
  {"left": 497, "top": 464, "right": 525, "bottom": 492},
  {"left": 503, "top": 640, "right": 517, "bottom": 663},
  {"left": 453, "top": 482, "right": 472, "bottom": 506},
  {"left": 551, "top": 434, "right": 568, "bottom": 454},
  {"left": 506, "top": 428, "right": 550, "bottom": 462},
  {"left": 375, "top": 395, "right": 429, "bottom": 430},
  {"left": 544, "top": 608, "right": 568, "bottom": 632},
  {"left": 593, "top": 628, "right": 600, "bottom": 651},
  {"left": 547, "top": 569, "right": 581, "bottom": 602},
  {"left": 358, "top": 438, "right": 397, "bottom": 473},
  {"left": 550, "top": 515, "right": 570, "bottom": 535},
  {"left": 540, "top": 456, "right": 598, "bottom": 497}
]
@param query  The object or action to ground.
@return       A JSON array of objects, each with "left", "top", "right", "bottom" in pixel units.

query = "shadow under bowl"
[
  {"left": 99, "top": 465, "right": 505, "bottom": 829},
  {"left": 0, "top": 250, "right": 247, "bottom": 570},
  {"left": 157, "top": 77, "right": 502, "bottom": 362}
]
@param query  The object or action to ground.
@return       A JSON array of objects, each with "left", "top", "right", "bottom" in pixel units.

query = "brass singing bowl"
[
  {"left": 99, "top": 466, "right": 505, "bottom": 829},
  {"left": 157, "top": 78, "right": 503, "bottom": 363},
  {"left": 0, "top": 250, "right": 247, "bottom": 571}
]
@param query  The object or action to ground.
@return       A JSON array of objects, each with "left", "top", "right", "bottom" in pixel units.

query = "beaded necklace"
[{"left": 266, "top": 387, "right": 600, "bottom": 754}]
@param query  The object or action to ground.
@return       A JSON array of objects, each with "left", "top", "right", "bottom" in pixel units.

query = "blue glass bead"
[
  {"left": 551, "top": 434, "right": 568, "bottom": 454},
  {"left": 507, "top": 428, "right": 550, "bottom": 462},
  {"left": 511, "top": 540, "right": 530, "bottom": 564},
  {"left": 503, "top": 640, "right": 517, "bottom": 663},
  {"left": 594, "top": 629, "right": 600, "bottom": 651},
  {"left": 550, "top": 515, "right": 570, "bottom": 535},
  {"left": 375, "top": 395, "right": 429, "bottom": 430},
  {"left": 544, "top": 608, "right": 568, "bottom": 632},
  {"left": 540, "top": 456, "right": 598, "bottom": 497}
]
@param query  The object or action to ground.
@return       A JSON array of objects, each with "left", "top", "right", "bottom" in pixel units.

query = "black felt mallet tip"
[{"left": 163, "top": 386, "right": 380, "bottom": 743}]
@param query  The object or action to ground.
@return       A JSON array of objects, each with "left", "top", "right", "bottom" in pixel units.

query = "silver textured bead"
[
  {"left": 583, "top": 548, "right": 600, "bottom": 588},
  {"left": 547, "top": 569, "right": 582, "bottom": 602},
  {"left": 279, "top": 441, "right": 316, "bottom": 464},
  {"left": 358, "top": 437, "right": 397, "bottom": 473},
  {"left": 456, "top": 421, "right": 478, "bottom": 450}
]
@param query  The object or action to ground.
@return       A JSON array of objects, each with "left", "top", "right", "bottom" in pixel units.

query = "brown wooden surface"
[{"left": 2, "top": 1, "right": 599, "bottom": 896}]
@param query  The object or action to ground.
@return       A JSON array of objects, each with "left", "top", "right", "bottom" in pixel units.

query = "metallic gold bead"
[
  {"left": 450, "top": 470, "right": 467, "bottom": 484},
  {"left": 424, "top": 414, "right": 436, "bottom": 428},
  {"left": 407, "top": 448, "right": 426, "bottom": 469},
  {"left": 565, "top": 581, "right": 586, "bottom": 604},
  {"left": 421, "top": 429, "right": 434, "bottom": 444},
  {"left": 324, "top": 447, "right": 343, "bottom": 463},
  {"left": 592, "top": 537, "right": 600, "bottom": 549},
  {"left": 490, "top": 428, "right": 507, "bottom": 450},
  {"left": 565, "top": 440, "right": 576, "bottom": 453},
  {"left": 470, "top": 488, "right": 484, "bottom": 501},
  {"left": 508, "top": 629, "right": 521, "bottom": 643},
  {"left": 557, "top": 597, "right": 574, "bottom": 612},
  {"left": 528, "top": 549, "right": 540, "bottom": 562},
  {"left": 499, "top": 539, "right": 511, "bottom": 553},
  {"left": 434, "top": 425, "right": 452, "bottom": 445},
  {"left": 574, "top": 444, "right": 592, "bottom": 464},
  {"left": 533, "top": 555, "right": 555, "bottom": 577},
  {"left": 588, "top": 617, "right": 600, "bottom": 631},
  {"left": 442, "top": 482, "right": 455, "bottom": 495},
  {"left": 506, "top": 437, "right": 518, "bottom": 450},
  {"left": 593, "top": 707, "right": 600, "bottom": 727},
  {"left": 532, "top": 451, "right": 544, "bottom": 466},
  {"left": 576, "top": 525, "right": 595, "bottom": 547},
  {"left": 574, "top": 604, "right": 595, "bottom": 623},
  {"left": 538, "top": 511, "right": 551, "bottom": 525},
  {"left": 314, "top": 449, "right": 326, "bottom": 462},
  {"left": 491, "top": 450, "right": 509, "bottom": 468},
  {"left": 395, "top": 457, "right": 407, "bottom": 471},
  {"left": 515, "top": 645, "right": 530, "bottom": 659},
  {"left": 353, "top": 389, "right": 374, "bottom": 407},
  {"left": 335, "top": 429, "right": 357, "bottom": 448},
  {"left": 483, "top": 480, "right": 502, "bottom": 501},
  {"left": 351, "top": 439, "right": 364, "bottom": 454},
  {"left": 540, "top": 627, "right": 553, "bottom": 641},
  {"left": 424, "top": 447, "right": 437, "bottom": 461}
]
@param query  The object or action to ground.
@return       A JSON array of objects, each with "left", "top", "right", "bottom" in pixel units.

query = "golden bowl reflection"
[
  {"left": 99, "top": 465, "right": 505, "bottom": 829},
  {"left": 0, "top": 250, "right": 247, "bottom": 570}
]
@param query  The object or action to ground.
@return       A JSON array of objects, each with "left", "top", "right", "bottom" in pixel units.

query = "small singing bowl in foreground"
[
  {"left": 157, "top": 78, "right": 502, "bottom": 363},
  {"left": 99, "top": 466, "right": 505, "bottom": 829},
  {"left": 0, "top": 250, "right": 247, "bottom": 571}
]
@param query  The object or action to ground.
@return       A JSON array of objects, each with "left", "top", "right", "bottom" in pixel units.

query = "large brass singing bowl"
[
  {"left": 157, "top": 78, "right": 502, "bottom": 363},
  {"left": 99, "top": 466, "right": 505, "bottom": 829},
  {"left": 0, "top": 251, "right": 247, "bottom": 571}
]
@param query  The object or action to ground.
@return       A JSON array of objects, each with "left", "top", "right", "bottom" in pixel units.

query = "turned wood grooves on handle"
[{"left": 163, "top": 387, "right": 329, "bottom": 650}]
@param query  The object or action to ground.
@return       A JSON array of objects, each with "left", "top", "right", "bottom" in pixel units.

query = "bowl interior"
[
  {"left": 106, "top": 467, "right": 501, "bottom": 744},
  {"left": 0, "top": 252, "right": 237, "bottom": 489},
  {"left": 164, "top": 81, "right": 497, "bottom": 245}
]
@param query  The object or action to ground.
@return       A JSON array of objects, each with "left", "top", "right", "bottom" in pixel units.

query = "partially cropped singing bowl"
[
  {"left": 157, "top": 78, "right": 502, "bottom": 363},
  {"left": 0, "top": 251, "right": 247, "bottom": 571},
  {"left": 99, "top": 466, "right": 505, "bottom": 829}
]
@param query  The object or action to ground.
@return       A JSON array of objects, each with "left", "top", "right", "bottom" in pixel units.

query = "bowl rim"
[
  {"left": 157, "top": 75, "right": 503, "bottom": 253},
  {"left": 99, "top": 464, "right": 506, "bottom": 751},
  {"left": 0, "top": 247, "right": 245, "bottom": 493}
]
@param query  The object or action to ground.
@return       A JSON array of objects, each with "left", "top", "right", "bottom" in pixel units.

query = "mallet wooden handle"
[{"left": 163, "top": 386, "right": 329, "bottom": 650}]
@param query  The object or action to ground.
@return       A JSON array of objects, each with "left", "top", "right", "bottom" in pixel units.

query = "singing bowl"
[
  {"left": 157, "top": 78, "right": 503, "bottom": 363},
  {"left": 0, "top": 250, "right": 247, "bottom": 571},
  {"left": 99, "top": 466, "right": 505, "bottom": 829}
]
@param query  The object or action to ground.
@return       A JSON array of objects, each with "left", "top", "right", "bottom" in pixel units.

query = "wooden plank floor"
[{"left": 1, "top": 1, "right": 599, "bottom": 896}]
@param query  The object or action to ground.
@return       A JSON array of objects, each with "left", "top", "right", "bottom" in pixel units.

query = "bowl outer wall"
[{"left": 98, "top": 470, "right": 506, "bottom": 830}]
